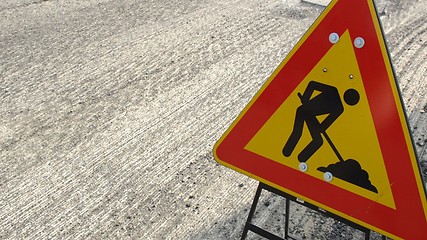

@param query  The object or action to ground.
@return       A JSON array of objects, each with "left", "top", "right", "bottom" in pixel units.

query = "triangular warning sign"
[{"left": 213, "top": 0, "right": 427, "bottom": 239}]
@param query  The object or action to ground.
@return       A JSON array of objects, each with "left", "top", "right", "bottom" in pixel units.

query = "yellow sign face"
[{"left": 245, "top": 31, "right": 395, "bottom": 208}]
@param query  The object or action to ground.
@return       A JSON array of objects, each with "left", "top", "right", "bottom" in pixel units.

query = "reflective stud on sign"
[
  {"left": 329, "top": 33, "right": 339, "bottom": 44},
  {"left": 354, "top": 37, "right": 365, "bottom": 48},
  {"left": 324, "top": 172, "right": 333, "bottom": 182},
  {"left": 299, "top": 162, "right": 308, "bottom": 172}
]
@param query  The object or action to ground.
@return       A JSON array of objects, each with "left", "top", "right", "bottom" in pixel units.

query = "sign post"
[{"left": 213, "top": 0, "right": 427, "bottom": 238}]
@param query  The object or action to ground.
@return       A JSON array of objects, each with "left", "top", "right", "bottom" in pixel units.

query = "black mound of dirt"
[{"left": 317, "top": 159, "right": 378, "bottom": 193}]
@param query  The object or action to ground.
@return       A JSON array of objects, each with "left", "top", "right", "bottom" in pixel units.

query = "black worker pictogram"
[{"left": 282, "top": 80, "right": 377, "bottom": 193}]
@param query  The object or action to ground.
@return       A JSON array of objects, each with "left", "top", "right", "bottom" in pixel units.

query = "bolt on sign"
[{"left": 213, "top": 0, "right": 427, "bottom": 238}]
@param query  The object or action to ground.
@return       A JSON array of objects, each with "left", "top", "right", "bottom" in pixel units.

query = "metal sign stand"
[{"left": 241, "top": 182, "right": 389, "bottom": 240}]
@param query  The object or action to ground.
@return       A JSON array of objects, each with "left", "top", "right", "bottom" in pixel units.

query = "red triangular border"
[{"left": 214, "top": 0, "right": 427, "bottom": 238}]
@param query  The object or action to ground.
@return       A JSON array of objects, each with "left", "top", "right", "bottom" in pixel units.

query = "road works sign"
[{"left": 213, "top": 0, "right": 427, "bottom": 238}]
